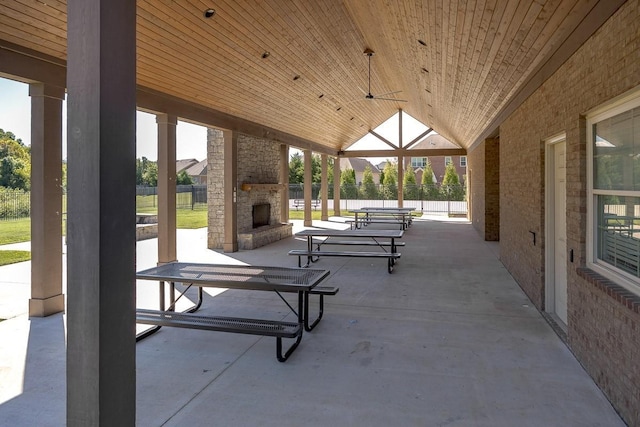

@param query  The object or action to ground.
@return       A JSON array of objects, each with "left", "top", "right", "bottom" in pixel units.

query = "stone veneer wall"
[
  {"left": 207, "top": 129, "right": 225, "bottom": 249},
  {"left": 207, "top": 129, "right": 292, "bottom": 250},
  {"left": 236, "top": 135, "right": 281, "bottom": 232},
  {"left": 498, "top": 1, "right": 640, "bottom": 424}
]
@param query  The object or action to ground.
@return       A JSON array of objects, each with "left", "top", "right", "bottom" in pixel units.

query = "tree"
[
  {"left": 360, "top": 165, "right": 378, "bottom": 199},
  {"left": 340, "top": 168, "right": 357, "bottom": 199},
  {"left": 403, "top": 165, "right": 419, "bottom": 200},
  {"left": 0, "top": 129, "right": 30, "bottom": 190},
  {"left": 380, "top": 161, "right": 397, "bottom": 199},
  {"left": 441, "top": 162, "right": 464, "bottom": 200},
  {"left": 142, "top": 161, "right": 158, "bottom": 187},
  {"left": 421, "top": 159, "right": 440, "bottom": 200},
  {"left": 288, "top": 152, "right": 304, "bottom": 184},
  {"left": 176, "top": 170, "right": 194, "bottom": 185}
]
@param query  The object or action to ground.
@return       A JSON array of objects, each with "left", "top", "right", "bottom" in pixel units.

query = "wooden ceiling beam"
[
  {"left": 339, "top": 148, "right": 466, "bottom": 158},
  {"left": 137, "top": 87, "right": 338, "bottom": 156}
]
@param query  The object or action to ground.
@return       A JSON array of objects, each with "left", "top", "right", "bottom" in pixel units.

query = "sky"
[
  {"left": 0, "top": 77, "right": 207, "bottom": 161},
  {"left": 1, "top": 76, "right": 430, "bottom": 164}
]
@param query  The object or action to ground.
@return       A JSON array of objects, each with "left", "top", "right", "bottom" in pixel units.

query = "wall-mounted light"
[{"left": 203, "top": 9, "right": 215, "bottom": 18}]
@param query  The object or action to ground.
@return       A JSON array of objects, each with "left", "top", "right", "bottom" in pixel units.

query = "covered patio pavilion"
[{"left": 0, "top": 1, "right": 639, "bottom": 425}]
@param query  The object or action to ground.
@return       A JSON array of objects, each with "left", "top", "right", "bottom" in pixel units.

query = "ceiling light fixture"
[{"left": 203, "top": 9, "right": 215, "bottom": 18}]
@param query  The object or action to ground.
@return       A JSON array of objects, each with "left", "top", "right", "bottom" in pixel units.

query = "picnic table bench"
[
  {"left": 290, "top": 229, "right": 403, "bottom": 273},
  {"left": 135, "top": 262, "right": 333, "bottom": 362},
  {"left": 292, "top": 199, "right": 320, "bottom": 210},
  {"left": 348, "top": 208, "right": 413, "bottom": 230}
]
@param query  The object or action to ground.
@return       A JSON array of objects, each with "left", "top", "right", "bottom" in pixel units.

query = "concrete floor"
[{"left": 0, "top": 216, "right": 625, "bottom": 426}]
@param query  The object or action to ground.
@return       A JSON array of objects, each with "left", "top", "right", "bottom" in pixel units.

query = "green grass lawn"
[
  {"left": 0, "top": 210, "right": 208, "bottom": 265},
  {"left": 0, "top": 250, "right": 31, "bottom": 266},
  {"left": 0, "top": 218, "right": 31, "bottom": 245}
]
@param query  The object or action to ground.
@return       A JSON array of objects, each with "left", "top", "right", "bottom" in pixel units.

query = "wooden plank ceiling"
[{"left": 0, "top": 0, "right": 614, "bottom": 153}]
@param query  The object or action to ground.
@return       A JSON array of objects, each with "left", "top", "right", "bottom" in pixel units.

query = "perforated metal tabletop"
[{"left": 136, "top": 262, "right": 329, "bottom": 291}]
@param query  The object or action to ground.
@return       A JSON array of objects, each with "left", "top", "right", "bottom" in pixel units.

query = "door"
[{"left": 546, "top": 138, "right": 567, "bottom": 325}]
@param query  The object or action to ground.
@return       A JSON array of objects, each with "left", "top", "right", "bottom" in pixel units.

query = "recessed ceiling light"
[
  {"left": 203, "top": 9, "right": 215, "bottom": 18},
  {"left": 418, "top": 39, "right": 427, "bottom": 46}
]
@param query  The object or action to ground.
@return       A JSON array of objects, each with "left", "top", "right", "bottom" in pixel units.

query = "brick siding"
[{"left": 498, "top": 1, "right": 640, "bottom": 424}]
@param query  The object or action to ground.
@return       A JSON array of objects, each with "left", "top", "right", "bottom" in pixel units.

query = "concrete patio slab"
[{"left": 0, "top": 216, "right": 624, "bottom": 426}]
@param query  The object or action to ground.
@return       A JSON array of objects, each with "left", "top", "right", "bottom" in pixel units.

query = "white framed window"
[
  {"left": 411, "top": 157, "right": 426, "bottom": 168},
  {"left": 460, "top": 156, "right": 467, "bottom": 167},
  {"left": 445, "top": 156, "right": 452, "bottom": 166},
  {"left": 587, "top": 87, "right": 640, "bottom": 294}
]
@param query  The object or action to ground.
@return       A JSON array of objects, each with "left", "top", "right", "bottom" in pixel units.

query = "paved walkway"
[{"left": 0, "top": 216, "right": 624, "bottom": 426}]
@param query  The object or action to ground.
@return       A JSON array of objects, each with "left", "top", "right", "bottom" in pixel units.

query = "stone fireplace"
[{"left": 207, "top": 129, "right": 293, "bottom": 250}]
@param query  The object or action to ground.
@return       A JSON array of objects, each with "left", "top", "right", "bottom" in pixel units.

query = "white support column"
[
  {"left": 321, "top": 154, "right": 328, "bottom": 220},
  {"left": 157, "top": 113, "right": 177, "bottom": 264},
  {"left": 333, "top": 157, "right": 341, "bottom": 216},
  {"left": 303, "top": 149, "right": 312, "bottom": 226},
  {"left": 66, "top": 0, "right": 137, "bottom": 424},
  {"left": 398, "top": 156, "right": 404, "bottom": 208},
  {"left": 280, "top": 144, "right": 290, "bottom": 222},
  {"left": 29, "top": 83, "right": 65, "bottom": 317},
  {"left": 398, "top": 109, "right": 404, "bottom": 208}
]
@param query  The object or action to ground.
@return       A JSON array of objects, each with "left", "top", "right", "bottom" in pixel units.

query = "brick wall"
[
  {"left": 498, "top": 1, "right": 640, "bottom": 424},
  {"left": 468, "top": 138, "right": 499, "bottom": 241}
]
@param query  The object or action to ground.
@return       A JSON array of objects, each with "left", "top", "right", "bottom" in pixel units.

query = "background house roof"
[
  {"left": 184, "top": 159, "right": 207, "bottom": 177},
  {"left": 176, "top": 159, "right": 199, "bottom": 174},
  {"left": 340, "top": 157, "right": 380, "bottom": 174}
]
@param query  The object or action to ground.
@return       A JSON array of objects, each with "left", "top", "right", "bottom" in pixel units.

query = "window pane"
[
  {"left": 597, "top": 195, "right": 640, "bottom": 278},
  {"left": 593, "top": 106, "right": 640, "bottom": 191}
]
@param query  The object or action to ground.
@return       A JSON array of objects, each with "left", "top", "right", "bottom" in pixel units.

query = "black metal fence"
[
  {"left": 136, "top": 185, "right": 207, "bottom": 211},
  {"left": 1, "top": 183, "right": 466, "bottom": 220},
  {"left": 288, "top": 183, "right": 467, "bottom": 215},
  {"left": 0, "top": 189, "right": 30, "bottom": 220},
  {"left": 0, "top": 185, "right": 209, "bottom": 220}
]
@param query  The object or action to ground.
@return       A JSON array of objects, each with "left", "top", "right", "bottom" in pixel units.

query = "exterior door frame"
[{"left": 545, "top": 133, "right": 567, "bottom": 326}]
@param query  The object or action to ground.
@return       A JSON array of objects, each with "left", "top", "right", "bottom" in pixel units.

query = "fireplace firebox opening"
[{"left": 252, "top": 203, "right": 270, "bottom": 228}]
